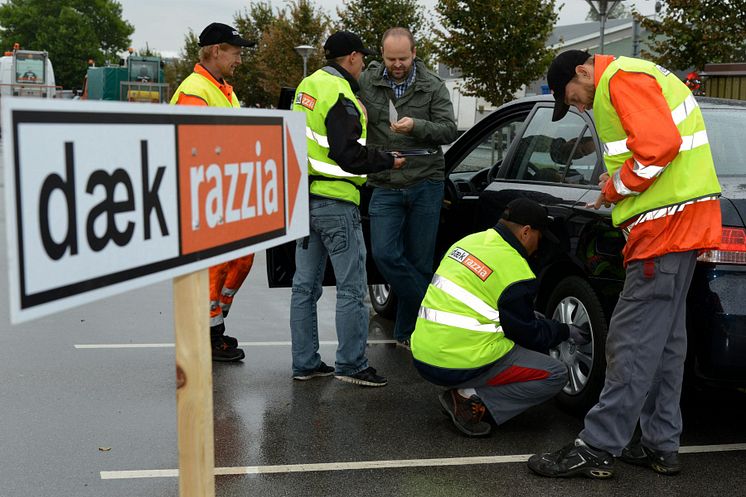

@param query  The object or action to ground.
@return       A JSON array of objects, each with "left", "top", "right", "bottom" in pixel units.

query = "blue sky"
[{"left": 118, "top": 0, "right": 658, "bottom": 56}]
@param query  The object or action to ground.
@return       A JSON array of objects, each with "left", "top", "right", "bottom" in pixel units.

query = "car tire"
[
  {"left": 546, "top": 276, "right": 608, "bottom": 415},
  {"left": 368, "top": 284, "right": 398, "bottom": 320}
]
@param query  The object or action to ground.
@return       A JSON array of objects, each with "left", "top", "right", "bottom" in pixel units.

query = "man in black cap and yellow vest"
[
  {"left": 290, "top": 31, "right": 404, "bottom": 387},
  {"left": 171, "top": 22, "right": 255, "bottom": 362}
]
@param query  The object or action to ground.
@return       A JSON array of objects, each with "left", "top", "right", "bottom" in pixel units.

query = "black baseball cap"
[
  {"left": 324, "top": 31, "right": 376, "bottom": 59},
  {"left": 547, "top": 50, "right": 592, "bottom": 121},
  {"left": 199, "top": 22, "right": 255, "bottom": 48},
  {"left": 501, "top": 198, "right": 558, "bottom": 243}
]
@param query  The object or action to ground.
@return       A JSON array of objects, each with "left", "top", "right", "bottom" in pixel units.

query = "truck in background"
[
  {"left": 83, "top": 54, "right": 168, "bottom": 103},
  {"left": 0, "top": 44, "right": 57, "bottom": 99}
]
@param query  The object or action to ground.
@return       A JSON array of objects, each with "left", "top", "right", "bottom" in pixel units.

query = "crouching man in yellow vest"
[{"left": 412, "top": 198, "right": 588, "bottom": 436}]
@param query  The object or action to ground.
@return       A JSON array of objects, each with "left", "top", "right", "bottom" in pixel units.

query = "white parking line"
[
  {"left": 100, "top": 443, "right": 746, "bottom": 480},
  {"left": 75, "top": 340, "right": 398, "bottom": 349}
]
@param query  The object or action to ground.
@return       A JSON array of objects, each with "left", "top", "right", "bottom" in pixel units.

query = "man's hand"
[
  {"left": 390, "top": 117, "right": 414, "bottom": 134},
  {"left": 568, "top": 323, "right": 591, "bottom": 345},
  {"left": 392, "top": 156, "right": 406, "bottom": 169},
  {"left": 585, "top": 172, "right": 612, "bottom": 209}
]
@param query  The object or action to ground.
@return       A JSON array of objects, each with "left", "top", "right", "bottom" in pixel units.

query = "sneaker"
[
  {"left": 221, "top": 335, "right": 238, "bottom": 348},
  {"left": 439, "top": 390, "right": 491, "bottom": 437},
  {"left": 211, "top": 339, "right": 245, "bottom": 362},
  {"left": 293, "top": 362, "right": 335, "bottom": 381},
  {"left": 528, "top": 439, "right": 614, "bottom": 479},
  {"left": 619, "top": 442, "right": 681, "bottom": 475},
  {"left": 335, "top": 367, "right": 387, "bottom": 387}
]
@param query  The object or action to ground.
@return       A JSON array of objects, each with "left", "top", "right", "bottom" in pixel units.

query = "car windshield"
[{"left": 702, "top": 108, "right": 746, "bottom": 177}]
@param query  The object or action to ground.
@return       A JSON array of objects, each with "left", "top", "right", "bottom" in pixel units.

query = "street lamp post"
[
  {"left": 294, "top": 45, "right": 315, "bottom": 78},
  {"left": 586, "top": 0, "right": 622, "bottom": 54}
]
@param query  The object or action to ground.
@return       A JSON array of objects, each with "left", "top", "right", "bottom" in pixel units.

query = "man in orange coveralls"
[
  {"left": 528, "top": 50, "right": 722, "bottom": 479},
  {"left": 170, "top": 22, "right": 255, "bottom": 362}
]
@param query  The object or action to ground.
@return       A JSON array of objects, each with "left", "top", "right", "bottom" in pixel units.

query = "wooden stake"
[{"left": 173, "top": 270, "right": 215, "bottom": 497}]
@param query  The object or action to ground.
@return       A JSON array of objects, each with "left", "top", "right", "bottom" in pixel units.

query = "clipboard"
[{"left": 385, "top": 148, "right": 439, "bottom": 157}]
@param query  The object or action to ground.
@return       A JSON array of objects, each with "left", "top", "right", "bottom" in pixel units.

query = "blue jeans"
[
  {"left": 369, "top": 179, "right": 444, "bottom": 342},
  {"left": 290, "top": 197, "right": 369, "bottom": 376}
]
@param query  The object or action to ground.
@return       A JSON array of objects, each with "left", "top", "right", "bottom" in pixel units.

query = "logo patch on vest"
[
  {"left": 295, "top": 92, "right": 317, "bottom": 111},
  {"left": 655, "top": 64, "right": 671, "bottom": 77},
  {"left": 448, "top": 247, "right": 493, "bottom": 282}
]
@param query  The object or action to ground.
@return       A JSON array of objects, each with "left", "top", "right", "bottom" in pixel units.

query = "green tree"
[
  {"left": 435, "top": 0, "right": 558, "bottom": 106},
  {"left": 233, "top": 2, "right": 277, "bottom": 107},
  {"left": 336, "top": 0, "right": 435, "bottom": 65},
  {"left": 251, "top": 0, "right": 331, "bottom": 107},
  {"left": 0, "top": 0, "right": 133, "bottom": 89},
  {"left": 637, "top": 0, "right": 746, "bottom": 71},
  {"left": 164, "top": 30, "right": 200, "bottom": 94}
]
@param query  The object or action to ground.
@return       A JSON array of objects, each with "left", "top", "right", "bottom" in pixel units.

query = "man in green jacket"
[{"left": 359, "top": 27, "right": 457, "bottom": 348}]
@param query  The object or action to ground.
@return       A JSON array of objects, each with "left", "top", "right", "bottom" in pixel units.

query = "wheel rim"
[
  {"left": 549, "top": 296, "right": 594, "bottom": 396},
  {"left": 371, "top": 284, "right": 391, "bottom": 306}
]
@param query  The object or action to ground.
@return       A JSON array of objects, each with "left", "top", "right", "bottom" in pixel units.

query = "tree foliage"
[
  {"left": 336, "top": 0, "right": 435, "bottom": 65},
  {"left": 637, "top": 0, "right": 746, "bottom": 71},
  {"left": 233, "top": 2, "right": 279, "bottom": 107},
  {"left": 164, "top": 30, "right": 200, "bottom": 93},
  {"left": 0, "top": 0, "right": 134, "bottom": 89},
  {"left": 249, "top": 0, "right": 331, "bottom": 107},
  {"left": 435, "top": 0, "right": 558, "bottom": 106}
]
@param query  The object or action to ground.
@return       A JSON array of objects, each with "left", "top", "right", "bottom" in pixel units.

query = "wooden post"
[{"left": 173, "top": 270, "right": 215, "bottom": 497}]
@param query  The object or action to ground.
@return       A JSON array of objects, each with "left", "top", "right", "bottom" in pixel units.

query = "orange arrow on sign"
[{"left": 285, "top": 125, "right": 302, "bottom": 227}]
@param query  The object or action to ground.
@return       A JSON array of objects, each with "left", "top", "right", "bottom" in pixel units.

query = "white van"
[{"left": 0, "top": 48, "right": 56, "bottom": 99}]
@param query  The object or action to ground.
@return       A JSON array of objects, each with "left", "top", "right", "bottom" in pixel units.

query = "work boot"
[
  {"left": 619, "top": 442, "right": 681, "bottom": 475},
  {"left": 211, "top": 336, "right": 245, "bottom": 362},
  {"left": 439, "top": 389, "right": 491, "bottom": 437},
  {"left": 528, "top": 438, "right": 614, "bottom": 479}
]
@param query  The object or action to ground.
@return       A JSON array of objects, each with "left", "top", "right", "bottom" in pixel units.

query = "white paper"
[{"left": 388, "top": 99, "right": 398, "bottom": 125}]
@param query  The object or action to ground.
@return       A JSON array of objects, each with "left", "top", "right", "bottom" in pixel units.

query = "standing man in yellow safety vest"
[
  {"left": 170, "top": 22, "right": 255, "bottom": 362},
  {"left": 529, "top": 51, "right": 721, "bottom": 479},
  {"left": 290, "top": 31, "right": 405, "bottom": 387}
]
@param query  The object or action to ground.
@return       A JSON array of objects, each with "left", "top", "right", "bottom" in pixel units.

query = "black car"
[{"left": 268, "top": 94, "right": 746, "bottom": 413}]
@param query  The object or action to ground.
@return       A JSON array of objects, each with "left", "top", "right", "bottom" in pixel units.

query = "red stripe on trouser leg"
[{"left": 486, "top": 365, "right": 551, "bottom": 386}]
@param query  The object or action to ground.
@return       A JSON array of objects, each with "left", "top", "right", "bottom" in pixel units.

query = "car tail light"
[{"left": 698, "top": 227, "right": 746, "bottom": 264}]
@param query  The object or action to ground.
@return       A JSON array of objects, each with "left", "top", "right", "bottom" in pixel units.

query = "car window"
[
  {"left": 701, "top": 108, "right": 746, "bottom": 176},
  {"left": 510, "top": 107, "right": 597, "bottom": 185},
  {"left": 452, "top": 117, "right": 525, "bottom": 173}
]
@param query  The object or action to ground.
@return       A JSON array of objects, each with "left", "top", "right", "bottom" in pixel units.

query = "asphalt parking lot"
[{"left": 2, "top": 237, "right": 746, "bottom": 497}]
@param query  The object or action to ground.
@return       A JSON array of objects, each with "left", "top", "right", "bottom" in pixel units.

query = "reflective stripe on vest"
[
  {"left": 294, "top": 67, "right": 367, "bottom": 205},
  {"left": 594, "top": 57, "right": 721, "bottom": 227},
  {"left": 411, "top": 229, "right": 533, "bottom": 370},
  {"left": 169, "top": 71, "right": 239, "bottom": 108},
  {"left": 418, "top": 307, "right": 502, "bottom": 333}
]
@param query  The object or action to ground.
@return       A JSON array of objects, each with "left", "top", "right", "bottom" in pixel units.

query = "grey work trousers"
[
  {"left": 580, "top": 250, "right": 698, "bottom": 455},
  {"left": 458, "top": 346, "right": 568, "bottom": 425}
]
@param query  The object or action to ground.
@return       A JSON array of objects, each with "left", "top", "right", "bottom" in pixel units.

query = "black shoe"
[
  {"left": 528, "top": 439, "right": 614, "bottom": 479},
  {"left": 293, "top": 362, "right": 335, "bottom": 381},
  {"left": 221, "top": 335, "right": 238, "bottom": 348},
  {"left": 619, "top": 442, "right": 681, "bottom": 475},
  {"left": 439, "top": 390, "right": 491, "bottom": 437},
  {"left": 211, "top": 339, "right": 245, "bottom": 362},
  {"left": 335, "top": 367, "right": 387, "bottom": 387}
]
